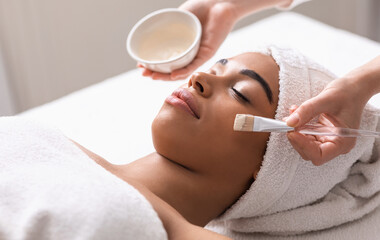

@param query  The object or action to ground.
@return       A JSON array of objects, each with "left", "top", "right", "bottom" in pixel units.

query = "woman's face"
[{"left": 152, "top": 52, "right": 279, "bottom": 179}]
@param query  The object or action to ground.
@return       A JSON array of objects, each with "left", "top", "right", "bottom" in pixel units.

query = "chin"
[
  {"left": 151, "top": 109, "right": 199, "bottom": 167},
  {"left": 151, "top": 108, "right": 183, "bottom": 158},
  {"left": 151, "top": 114, "right": 167, "bottom": 155}
]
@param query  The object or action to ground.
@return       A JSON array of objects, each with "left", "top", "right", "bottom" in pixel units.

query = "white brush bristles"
[{"left": 233, "top": 114, "right": 255, "bottom": 131}]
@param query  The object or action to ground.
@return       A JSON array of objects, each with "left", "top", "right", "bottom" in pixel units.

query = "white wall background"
[
  {"left": 0, "top": 44, "right": 15, "bottom": 116},
  {"left": 0, "top": 0, "right": 378, "bottom": 114}
]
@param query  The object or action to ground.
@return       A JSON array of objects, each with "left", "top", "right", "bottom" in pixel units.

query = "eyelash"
[{"left": 232, "top": 88, "right": 250, "bottom": 103}]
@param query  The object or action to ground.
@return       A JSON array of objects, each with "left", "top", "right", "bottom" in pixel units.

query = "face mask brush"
[{"left": 233, "top": 114, "right": 380, "bottom": 138}]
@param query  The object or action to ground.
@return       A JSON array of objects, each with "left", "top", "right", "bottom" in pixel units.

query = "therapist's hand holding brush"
[
  {"left": 140, "top": 0, "right": 295, "bottom": 80},
  {"left": 286, "top": 55, "right": 380, "bottom": 166}
]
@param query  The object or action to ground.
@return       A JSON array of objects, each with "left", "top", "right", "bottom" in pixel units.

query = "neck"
[{"left": 113, "top": 152, "right": 252, "bottom": 226}]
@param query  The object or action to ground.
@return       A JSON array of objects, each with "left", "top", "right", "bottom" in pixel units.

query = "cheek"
[
  {"left": 206, "top": 126, "right": 268, "bottom": 168},
  {"left": 205, "top": 98, "right": 271, "bottom": 168},
  {"left": 151, "top": 99, "right": 270, "bottom": 174},
  {"left": 151, "top": 104, "right": 234, "bottom": 171},
  {"left": 192, "top": 102, "right": 269, "bottom": 168}
]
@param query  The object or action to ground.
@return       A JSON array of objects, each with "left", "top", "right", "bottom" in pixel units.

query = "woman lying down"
[{"left": 1, "top": 46, "right": 379, "bottom": 240}]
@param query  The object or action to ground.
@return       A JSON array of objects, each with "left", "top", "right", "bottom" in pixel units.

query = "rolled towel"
[{"left": 208, "top": 46, "right": 380, "bottom": 236}]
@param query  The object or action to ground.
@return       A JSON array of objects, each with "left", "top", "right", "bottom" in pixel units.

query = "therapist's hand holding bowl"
[
  {"left": 128, "top": 8, "right": 202, "bottom": 75},
  {"left": 139, "top": 0, "right": 294, "bottom": 80}
]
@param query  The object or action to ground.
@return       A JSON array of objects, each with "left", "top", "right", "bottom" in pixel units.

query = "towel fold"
[
  {"left": 208, "top": 46, "right": 380, "bottom": 237},
  {"left": 0, "top": 116, "right": 167, "bottom": 240}
]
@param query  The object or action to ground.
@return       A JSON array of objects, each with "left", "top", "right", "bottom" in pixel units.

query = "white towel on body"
[
  {"left": 0, "top": 117, "right": 167, "bottom": 240},
  {"left": 207, "top": 46, "right": 380, "bottom": 237}
]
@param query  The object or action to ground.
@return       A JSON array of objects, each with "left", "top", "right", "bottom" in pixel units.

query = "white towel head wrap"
[{"left": 208, "top": 46, "right": 380, "bottom": 236}]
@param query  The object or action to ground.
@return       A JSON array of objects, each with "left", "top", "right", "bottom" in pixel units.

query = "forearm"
[
  {"left": 226, "top": 0, "right": 293, "bottom": 20},
  {"left": 345, "top": 55, "right": 380, "bottom": 102}
]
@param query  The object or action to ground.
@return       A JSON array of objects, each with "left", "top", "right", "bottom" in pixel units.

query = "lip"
[{"left": 165, "top": 88, "right": 200, "bottom": 119}]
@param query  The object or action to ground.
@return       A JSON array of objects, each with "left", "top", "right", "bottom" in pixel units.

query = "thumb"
[
  {"left": 170, "top": 56, "right": 205, "bottom": 80},
  {"left": 286, "top": 96, "right": 327, "bottom": 127}
]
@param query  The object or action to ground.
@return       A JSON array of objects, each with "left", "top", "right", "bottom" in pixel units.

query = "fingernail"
[{"left": 287, "top": 112, "right": 299, "bottom": 127}]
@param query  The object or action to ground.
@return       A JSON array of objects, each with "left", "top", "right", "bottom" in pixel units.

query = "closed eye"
[{"left": 232, "top": 88, "right": 250, "bottom": 103}]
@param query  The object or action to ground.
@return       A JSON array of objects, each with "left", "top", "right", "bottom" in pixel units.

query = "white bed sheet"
[{"left": 21, "top": 12, "right": 380, "bottom": 165}]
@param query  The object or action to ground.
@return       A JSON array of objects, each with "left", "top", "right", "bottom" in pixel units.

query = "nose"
[{"left": 188, "top": 72, "right": 213, "bottom": 98}]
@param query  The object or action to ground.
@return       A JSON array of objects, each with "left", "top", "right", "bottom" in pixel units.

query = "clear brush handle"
[{"left": 297, "top": 125, "right": 380, "bottom": 138}]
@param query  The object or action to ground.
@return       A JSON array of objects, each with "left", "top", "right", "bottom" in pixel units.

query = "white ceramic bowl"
[{"left": 127, "top": 8, "right": 202, "bottom": 73}]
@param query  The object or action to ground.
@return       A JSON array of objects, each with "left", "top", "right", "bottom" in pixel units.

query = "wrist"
[
  {"left": 345, "top": 60, "right": 380, "bottom": 99},
  {"left": 339, "top": 76, "right": 372, "bottom": 107},
  {"left": 340, "top": 71, "right": 378, "bottom": 109},
  {"left": 226, "top": 0, "right": 292, "bottom": 20},
  {"left": 213, "top": 1, "right": 241, "bottom": 23}
]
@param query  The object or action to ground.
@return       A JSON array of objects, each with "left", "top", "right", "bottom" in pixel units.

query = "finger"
[
  {"left": 318, "top": 114, "right": 337, "bottom": 127},
  {"left": 287, "top": 132, "right": 321, "bottom": 161},
  {"left": 287, "top": 105, "right": 298, "bottom": 116},
  {"left": 319, "top": 112, "right": 349, "bottom": 129},
  {"left": 287, "top": 132, "right": 339, "bottom": 166},
  {"left": 290, "top": 105, "right": 298, "bottom": 113},
  {"left": 316, "top": 141, "right": 343, "bottom": 165},
  {"left": 284, "top": 105, "right": 298, "bottom": 121},
  {"left": 287, "top": 96, "right": 330, "bottom": 127},
  {"left": 145, "top": 55, "right": 211, "bottom": 81},
  {"left": 151, "top": 72, "right": 172, "bottom": 81},
  {"left": 140, "top": 69, "right": 176, "bottom": 81},
  {"left": 171, "top": 55, "right": 209, "bottom": 80},
  {"left": 171, "top": 62, "right": 198, "bottom": 80},
  {"left": 137, "top": 64, "right": 176, "bottom": 80},
  {"left": 142, "top": 69, "right": 153, "bottom": 77},
  {"left": 316, "top": 135, "right": 356, "bottom": 155},
  {"left": 290, "top": 132, "right": 350, "bottom": 165},
  {"left": 171, "top": 45, "right": 215, "bottom": 80}
]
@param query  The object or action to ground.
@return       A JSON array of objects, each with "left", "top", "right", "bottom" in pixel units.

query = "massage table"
[{"left": 20, "top": 12, "right": 380, "bottom": 239}]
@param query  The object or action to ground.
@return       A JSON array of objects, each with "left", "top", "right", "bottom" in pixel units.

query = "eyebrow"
[
  {"left": 216, "top": 58, "right": 228, "bottom": 65},
  {"left": 216, "top": 58, "right": 273, "bottom": 104},
  {"left": 239, "top": 69, "right": 273, "bottom": 104}
]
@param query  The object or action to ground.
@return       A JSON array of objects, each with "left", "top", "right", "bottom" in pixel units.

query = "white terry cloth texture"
[
  {"left": 0, "top": 117, "right": 167, "bottom": 240},
  {"left": 207, "top": 46, "right": 380, "bottom": 237}
]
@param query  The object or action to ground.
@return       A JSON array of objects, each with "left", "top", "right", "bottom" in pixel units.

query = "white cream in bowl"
[{"left": 127, "top": 8, "right": 202, "bottom": 73}]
